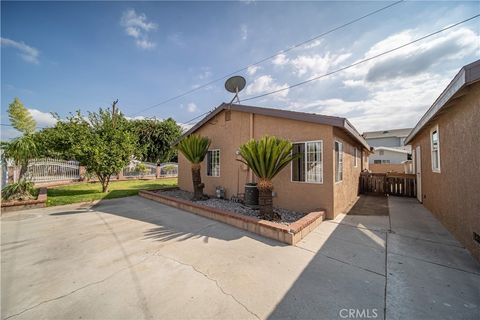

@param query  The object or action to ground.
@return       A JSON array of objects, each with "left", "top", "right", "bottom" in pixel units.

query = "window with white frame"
[
  {"left": 335, "top": 141, "right": 343, "bottom": 182},
  {"left": 207, "top": 149, "right": 220, "bottom": 177},
  {"left": 431, "top": 126, "right": 440, "bottom": 172},
  {"left": 291, "top": 141, "right": 323, "bottom": 183},
  {"left": 354, "top": 147, "right": 358, "bottom": 167}
]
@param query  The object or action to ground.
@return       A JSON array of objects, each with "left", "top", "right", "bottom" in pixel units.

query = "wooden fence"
[{"left": 359, "top": 172, "right": 416, "bottom": 197}]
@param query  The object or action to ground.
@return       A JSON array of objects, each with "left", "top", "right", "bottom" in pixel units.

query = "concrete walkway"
[{"left": 1, "top": 196, "right": 479, "bottom": 319}]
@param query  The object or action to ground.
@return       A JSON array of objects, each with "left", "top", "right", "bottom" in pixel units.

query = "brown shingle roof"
[{"left": 179, "top": 103, "right": 370, "bottom": 149}]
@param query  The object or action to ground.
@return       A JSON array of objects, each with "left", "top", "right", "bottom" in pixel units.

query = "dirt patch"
[{"left": 347, "top": 195, "right": 389, "bottom": 216}]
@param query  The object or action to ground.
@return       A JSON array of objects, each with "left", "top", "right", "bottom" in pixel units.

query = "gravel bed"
[{"left": 156, "top": 189, "right": 306, "bottom": 225}]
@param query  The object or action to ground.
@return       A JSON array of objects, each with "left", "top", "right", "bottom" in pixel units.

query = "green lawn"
[{"left": 46, "top": 178, "right": 177, "bottom": 206}]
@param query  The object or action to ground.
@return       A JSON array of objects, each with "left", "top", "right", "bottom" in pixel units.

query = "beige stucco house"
[
  {"left": 178, "top": 104, "right": 370, "bottom": 219},
  {"left": 405, "top": 59, "right": 480, "bottom": 261}
]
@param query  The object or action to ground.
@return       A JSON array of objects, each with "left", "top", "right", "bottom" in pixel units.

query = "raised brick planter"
[
  {"left": 1, "top": 188, "right": 48, "bottom": 213},
  {"left": 139, "top": 189, "right": 325, "bottom": 245}
]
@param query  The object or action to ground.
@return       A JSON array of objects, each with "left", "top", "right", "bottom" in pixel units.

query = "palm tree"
[
  {"left": 1, "top": 134, "right": 38, "bottom": 178},
  {"left": 176, "top": 134, "right": 211, "bottom": 200},
  {"left": 238, "top": 136, "right": 301, "bottom": 220}
]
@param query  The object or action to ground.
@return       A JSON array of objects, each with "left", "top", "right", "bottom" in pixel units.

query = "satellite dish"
[{"left": 225, "top": 76, "right": 246, "bottom": 103}]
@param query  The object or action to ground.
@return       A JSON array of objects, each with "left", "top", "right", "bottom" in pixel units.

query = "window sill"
[{"left": 290, "top": 180, "right": 323, "bottom": 185}]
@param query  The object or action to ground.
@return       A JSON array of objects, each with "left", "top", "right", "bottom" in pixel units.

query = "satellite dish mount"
[{"left": 225, "top": 76, "right": 246, "bottom": 104}]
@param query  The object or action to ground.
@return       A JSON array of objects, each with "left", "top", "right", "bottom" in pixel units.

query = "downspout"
[{"left": 249, "top": 113, "right": 254, "bottom": 182}]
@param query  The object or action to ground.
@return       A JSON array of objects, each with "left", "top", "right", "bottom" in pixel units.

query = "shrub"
[{"left": 1, "top": 178, "right": 36, "bottom": 201}]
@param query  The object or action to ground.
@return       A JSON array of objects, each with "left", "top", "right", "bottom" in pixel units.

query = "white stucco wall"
[{"left": 369, "top": 149, "right": 408, "bottom": 164}]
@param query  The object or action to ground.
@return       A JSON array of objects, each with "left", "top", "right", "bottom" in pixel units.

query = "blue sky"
[{"left": 1, "top": 1, "right": 479, "bottom": 139}]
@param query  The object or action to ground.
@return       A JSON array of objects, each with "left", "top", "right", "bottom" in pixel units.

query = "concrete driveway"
[{"left": 1, "top": 196, "right": 479, "bottom": 320}]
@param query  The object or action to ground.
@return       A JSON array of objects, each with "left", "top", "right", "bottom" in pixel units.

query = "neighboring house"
[
  {"left": 363, "top": 128, "right": 412, "bottom": 151},
  {"left": 369, "top": 146, "right": 410, "bottom": 173},
  {"left": 177, "top": 103, "right": 370, "bottom": 219},
  {"left": 363, "top": 128, "right": 412, "bottom": 173},
  {"left": 369, "top": 147, "right": 409, "bottom": 164},
  {"left": 405, "top": 59, "right": 480, "bottom": 262}
]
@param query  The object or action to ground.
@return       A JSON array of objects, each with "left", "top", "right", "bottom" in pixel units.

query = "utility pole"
[{"left": 112, "top": 99, "right": 119, "bottom": 127}]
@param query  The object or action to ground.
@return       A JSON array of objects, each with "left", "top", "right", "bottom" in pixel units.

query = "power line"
[
  {"left": 0, "top": 123, "right": 48, "bottom": 129},
  {"left": 241, "top": 14, "right": 480, "bottom": 102},
  {"left": 130, "top": 0, "right": 405, "bottom": 117}
]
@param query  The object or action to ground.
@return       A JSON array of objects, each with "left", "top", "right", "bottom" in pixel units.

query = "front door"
[{"left": 415, "top": 146, "right": 422, "bottom": 202}]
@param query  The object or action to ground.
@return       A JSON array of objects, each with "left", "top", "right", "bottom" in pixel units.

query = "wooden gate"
[{"left": 359, "top": 172, "right": 416, "bottom": 197}]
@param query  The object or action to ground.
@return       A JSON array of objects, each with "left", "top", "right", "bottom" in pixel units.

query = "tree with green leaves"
[
  {"left": 176, "top": 134, "right": 210, "bottom": 200},
  {"left": 129, "top": 118, "right": 183, "bottom": 164},
  {"left": 33, "top": 114, "right": 87, "bottom": 159},
  {"left": 8, "top": 97, "right": 36, "bottom": 134},
  {"left": 60, "top": 102, "right": 138, "bottom": 192},
  {"left": 2, "top": 98, "right": 38, "bottom": 178},
  {"left": 238, "top": 136, "right": 301, "bottom": 220}
]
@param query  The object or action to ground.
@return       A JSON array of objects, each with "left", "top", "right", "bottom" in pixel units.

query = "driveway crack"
[
  {"left": 156, "top": 253, "right": 261, "bottom": 320},
  {"left": 3, "top": 256, "right": 150, "bottom": 320}
]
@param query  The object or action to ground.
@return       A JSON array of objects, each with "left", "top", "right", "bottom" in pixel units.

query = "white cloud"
[
  {"left": 28, "top": 108, "right": 58, "bottom": 128},
  {"left": 290, "top": 53, "right": 351, "bottom": 77},
  {"left": 302, "top": 39, "right": 323, "bottom": 49},
  {"left": 246, "top": 75, "right": 289, "bottom": 99},
  {"left": 179, "top": 122, "right": 193, "bottom": 132},
  {"left": 298, "top": 26, "right": 478, "bottom": 132},
  {"left": 247, "top": 65, "right": 260, "bottom": 75},
  {"left": 272, "top": 54, "right": 289, "bottom": 66},
  {"left": 121, "top": 9, "right": 157, "bottom": 49},
  {"left": 241, "top": 24, "right": 248, "bottom": 40},
  {"left": 289, "top": 72, "right": 451, "bottom": 132},
  {"left": 125, "top": 115, "right": 146, "bottom": 120},
  {"left": 1, "top": 38, "right": 39, "bottom": 64},
  {"left": 135, "top": 39, "right": 156, "bottom": 50},
  {"left": 186, "top": 102, "right": 198, "bottom": 113},
  {"left": 346, "top": 27, "right": 479, "bottom": 82}
]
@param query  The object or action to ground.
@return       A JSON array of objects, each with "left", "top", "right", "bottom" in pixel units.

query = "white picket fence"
[{"left": 27, "top": 158, "right": 80, "bottom": 182}]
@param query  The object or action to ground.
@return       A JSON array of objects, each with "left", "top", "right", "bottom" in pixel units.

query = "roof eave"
[
  {"left": 174, "top": 102, "right": 370, "bottom": 150},
  {"left": 405, "top": 59, "right": 480, "bottom": 145}
]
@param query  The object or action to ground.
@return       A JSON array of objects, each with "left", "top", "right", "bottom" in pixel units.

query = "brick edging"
[
  {"left": 139, "top": 189, "right": 325, "bottom": 245},
  {"left": 1, "top": 187, "right": 48, "bottom": 212}
]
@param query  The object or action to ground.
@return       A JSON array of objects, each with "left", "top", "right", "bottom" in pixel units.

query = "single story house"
[
  {"left": 404, "top": 59, "right": 480, "bottom": 261},
  {"left": 178, "top": 103, "right": 370, "bottom": 219}
]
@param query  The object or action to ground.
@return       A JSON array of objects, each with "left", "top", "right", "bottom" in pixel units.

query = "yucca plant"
[
  {"left": 238, "top": 136, "right": 301, "bottom": 220},
  {"left": 176, "top": 134, "right": 211, "bottom": 200}
]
